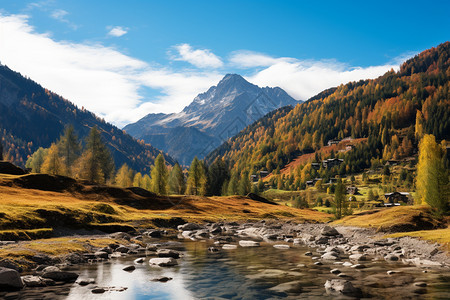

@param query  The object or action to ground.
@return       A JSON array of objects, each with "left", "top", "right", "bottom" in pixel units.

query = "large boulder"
[
  {"left": 321, "top": 226, "right": 340, "bottom": 237},
  {"left": 0, "top": 267, "right": 23, "bottom": 290},
  {"left": 157, "top": 249, "right": 180, "bottom": 259},
  {"left": 324, "top": 279, "right": 361, "bottom": 297},
  {"left": 41, "top": 267, "right": 79, "bottom": 282},
  {"left": 149, "top": 258, "right": 178, "bottom": 267},
  {"left": 178, "top": 223, "right": 203, "bottom": 231},
  {"left": 22, "top": 275, "right": 46, "bottom": 287}
]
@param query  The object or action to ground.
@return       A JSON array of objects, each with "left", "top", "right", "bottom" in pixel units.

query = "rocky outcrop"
[{"left": 0, "top": 267, "right": 23, "bottom": 290}]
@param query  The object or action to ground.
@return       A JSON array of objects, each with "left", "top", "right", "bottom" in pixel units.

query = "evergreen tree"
[
  {"left": 186, "top": 157, "right": 207, "bottom": 196},
  {"left": 142, "top": 174, "right": 152, "bottom": 191},
  {"left": 251, "top": 184, "right": 259, "bottom": 194},
  {"left": 238, "top": 171, "right": 251, "bottom": 195},
  {"left": 151, "top": 153, "right": 169, "bottom": 195},
  {"left": 227, "top": 172, "right": 239, "bottom": 195},
  {"left": 41, "top": 144, "right": 66, "bottom": 175},
  {"left": 168, "top": 163, "right": 185, "bottom": 194},
  {"left": 115, "top": 163, "right": 133, "bottom": 187},
  {"left": 85, "top": 126, "right": 115, "bottom": 182},
  {"left": 416, "top": 134, "right": 449, "bottom": 215},
  {"left": 75, "top": 149, "right": 104, "bottom": 183},
  {"left": 333, "top": 178, "right": 347, "bottom": 219},
  {"left": 0, "top": 139, "right": 3, "bottom": 160},
  {"left": 257, "top": 178, "right": 265, "bottom": 193},
  {"left": 26, "top": 147, "right": 48, "bottom": 173},
  {"left": 207, "top": 158, "right": 229, "bottom": 196},
  {"left": 57, "top": 125, "right": 81, "bottom": 177},
  {"left": 133, "top": 172, "right": 143, "bottom": 188},
  {"left": 415, "top": 110, "right": 424, "bottom": 142}
]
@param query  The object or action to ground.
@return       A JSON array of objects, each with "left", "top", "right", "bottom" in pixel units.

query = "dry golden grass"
[
  {"left": 332, "top": 205, "right": 442, "bottom": 231},
  {"left": 0, "top": 174, "right": 332, "bottom": 235}
]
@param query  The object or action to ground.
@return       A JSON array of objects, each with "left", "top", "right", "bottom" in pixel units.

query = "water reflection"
[{"left": 62, "top": 239, "right": 450, "bottom": 299}]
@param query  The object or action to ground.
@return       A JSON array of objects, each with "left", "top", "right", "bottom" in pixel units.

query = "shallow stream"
[{"left": 12, "top": 239, "right": 450, "bottom": 299}]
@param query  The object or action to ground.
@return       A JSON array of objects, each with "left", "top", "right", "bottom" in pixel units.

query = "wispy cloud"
[
  {"left": 107, "top": 26, "right": 128, "bottom": 37},
  {"left": 25, "top": 1, "right": 78, "bottom": 30},
  {"left": 230, "top": 51, "right": 399, "bottom": 100},
  {"left": 170, "top": 43, "right": 224, "bottom": 68},
  {"left": 50, "top": 9, "right": 68, "bottom": 20},
  {"left": 0, "top": 13, "right": 410, "bottom": 128},
  {"left": 0, "top": 14, "right": 220, "bottom": 127}
]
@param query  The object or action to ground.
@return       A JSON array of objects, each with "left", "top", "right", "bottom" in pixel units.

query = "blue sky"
[{"left": 0, "top": 0, "right": 449, "bottom": 126}]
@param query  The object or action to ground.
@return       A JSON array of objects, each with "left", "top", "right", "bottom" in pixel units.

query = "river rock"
[
  {"left": 414, "top": 282, "right": 427, "bottom": 287},
  {"left": 149, "top": 258, "right": 178, "bottom": 267},
  {"left": 91, "top": 287, "right": 106, "bottom": 294},
  {"left": 293, "top": 238, "right": 302, "bottom": 244},
  {"left": 77, "top": 278, "right": 95, "bottom": 286},
  {"left": 342, "top": 262, "right": 353, "bottom": 267},
  {"left": 269, "top": 280, "right": 303, "bottom": 294},
  {"left": 94, "top": 251, "right": 109, "bottom": 259},
  {"left": 351, "top": 264, "right": 366, "bottom": 269},
  {"left": 330, "top": 269, "right": 341, "bottom": 274},
  {"left": 157, "top": 249, "right": 180, "bottom": 259},
  {"left": 151, "top": 276, "right": 173, "bottom": 282},
  {"left": 385, "top": 254, "right": 399, "bottom": 261},
  {"left": 315, "top": 236, "right": 329, "bottom": 244},
  {"left": 273, "top": 244, "right": 290, "bottom": 249},
  {"left": 208, "top": 247, "right": 219, "bottom": 252},
  {"left": 123, "top": 265, "right": 135, "bottom": 272},
  {"left": 109, "top": 232, "right": 131, "bottom": 241},
  {"left": 239, "top": 240, "right": 260, "bottom": 247},
  {"left": 145, "top": 229, "right": 164, "bottom": 238},
  {"left": 42, "top": 266, "right": 60, "bottom": 273},
  {"left": 110, "top": 252, "right": 123, "bottom": 258},
  {"left": 222, "top": 244, "right": 237, "bottom": 250},
  {"left": 321, "top": 226, "right": 340, "bottom": 237},
  {"left": 324, "top": 279, "right": 360, "bottom": 297},
  {"left": 349, "top": 253, "right": 369, "bottom": 261},
  {"left": 134, "top": 257, "right": 145, "bottom": 264},
  {"left": 21, "top": 275, "right": 44, "bottom": 287},
  {"left": 178, "top": 223, "right": 202, "bottom": 231},
  {"left": 115, "top": 246, "right": 130, "bottom": 253},
  {"left": 41, "top": 270, "right": 78, "bottom": 282},
  {"left": 350, "top": 245, "right": 370, "bottom": 253},
  {"left": 321, "top": 252, "right": 340, "bottom": 260}
]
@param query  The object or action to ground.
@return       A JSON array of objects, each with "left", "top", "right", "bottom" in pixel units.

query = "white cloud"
[
  {"left": 0, "top": 14, "right": 219, "bottom": 127},
  {"left": 50, "top": 9, "right": 68, "bottom": 21},
  {"left": 0, "top": 13, "right": 410, "bottom": 130},
  {"left": 171, "top": 43, "right": 223, "bottom": 68},
  {"left": 231, "top": 51, "right": 400, "bottom": 101},
  {"left": 108, "top": 26, "right": 128, "bottom": 37}
]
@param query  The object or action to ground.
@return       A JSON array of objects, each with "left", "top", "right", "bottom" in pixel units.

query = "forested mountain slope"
[
  {"left": 0, "top": 65, "right": 174, "bottom": 172},
  {"left": 206, "top": 42, "right": 449, "bottom": 185}
]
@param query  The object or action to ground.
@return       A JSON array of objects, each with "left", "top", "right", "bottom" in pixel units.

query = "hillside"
[
  {"left": 0, "top": 65, "right": 174, "bottom": 172},
  {"left": 124, "top": 74, "right": 299, "bottom": 165},
  {"left": 0, "top": 172, "right": 331, "bottom": 237},
  {"left": 206, "top": 42, "right": 450, "bottom": 185}
]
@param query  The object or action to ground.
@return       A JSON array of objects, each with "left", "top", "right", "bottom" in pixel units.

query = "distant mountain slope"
[
  {"left": 0, "top": 64, "right": 174, "bottom": 172},
  {"left": 206, "top": 42, "right": 450, "bottom": 177},
  {"left": 124, "top": 74, "right": 299, "bottom": 165}
]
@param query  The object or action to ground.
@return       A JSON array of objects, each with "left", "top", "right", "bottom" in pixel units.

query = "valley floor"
[{"left": 0, "top": 172, "right": 448, "bottom": 273}]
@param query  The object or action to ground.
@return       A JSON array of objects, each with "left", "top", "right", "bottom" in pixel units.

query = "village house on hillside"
[
  {"left": 346, "top": 186, "right": 359, "bottom": 195},
  {"left": 384, "top": 192, "right": 410, "bottom": 206},
  {"left": 327, "top": 139, "right": 340, "bottom": 146},
  {"left": 306, "top": 178, "right": 322, "bottom": 187},
  {"left": 322, "top": 158, "right": 344, "bottom": 169}
]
